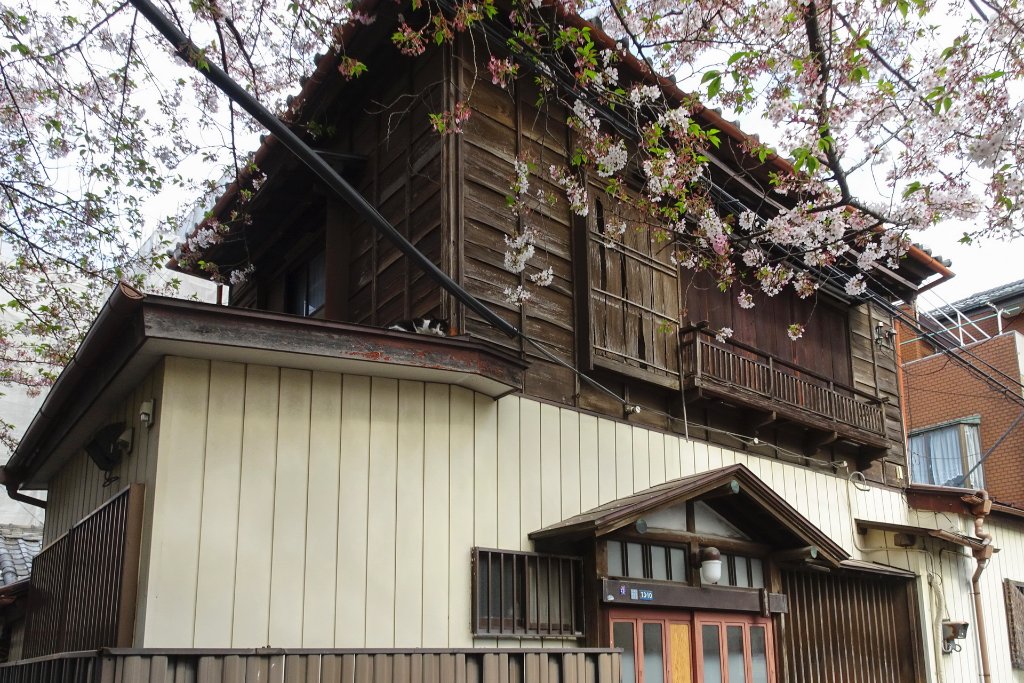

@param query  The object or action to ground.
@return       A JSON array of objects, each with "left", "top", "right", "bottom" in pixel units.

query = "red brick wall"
[{"left": 902, "top": 332, "right": 1024, "bottom": 505}]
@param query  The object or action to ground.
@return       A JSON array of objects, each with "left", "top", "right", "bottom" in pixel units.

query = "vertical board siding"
[
  {"left": 144, "top": 357, "right": 211, "bottom": 647},
  {"left": 42, "top": 357, "right": 1024, "bottom": 683}
]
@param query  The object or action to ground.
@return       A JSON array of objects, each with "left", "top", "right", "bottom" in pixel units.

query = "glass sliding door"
[{"left": 695, "top": 613, "right": 775, "bottom": 683}]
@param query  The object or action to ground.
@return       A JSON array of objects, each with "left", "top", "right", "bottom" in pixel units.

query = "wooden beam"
[
  {"left": 743, "top": 409, "right": 777, "bottom": 433},
  {"left": 770, "top": 546, "right": 819, "bottom": 563},
  {"left": 803, "top": 428, "right": 838, "bottom": 455}
]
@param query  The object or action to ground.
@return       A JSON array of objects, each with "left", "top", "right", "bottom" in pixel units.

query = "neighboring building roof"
[
  {"left": 0, "top": 526, "right": 41, "bottom": 586},
  {"left": 931, "top": 277, "right": 1024, "bottom": 317}
]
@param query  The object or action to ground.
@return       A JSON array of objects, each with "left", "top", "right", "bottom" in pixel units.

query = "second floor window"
[
  {"left": 909, "top": 419, "right": 983, "bottom": 488},
  {"left": 286, "top": 249, "right": 326, "bottom": 317},
  {"left": 584, "top": 198, "right": 680, "bottom": 387}
]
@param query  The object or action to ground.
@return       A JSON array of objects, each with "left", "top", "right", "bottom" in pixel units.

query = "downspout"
[{"left": 964, "top": 490, "right": 993, "bottom": 682}]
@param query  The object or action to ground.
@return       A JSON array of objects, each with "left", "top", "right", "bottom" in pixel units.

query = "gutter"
[{"left": 0, "top": 283, "right": 146, "bottom": 495}]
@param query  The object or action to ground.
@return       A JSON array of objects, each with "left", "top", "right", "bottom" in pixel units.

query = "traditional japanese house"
[{"left": 4, "top": 2, "right": 1024, "bottom": 682}]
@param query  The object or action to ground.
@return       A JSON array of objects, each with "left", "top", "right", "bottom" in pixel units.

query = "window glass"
[
  {"left": 735, "top": 556, "right": 750, "bottom": 588},
  {"left": 909, "top": 420, "right": 984, "bottom": 488},
  {"left": 643, "top": 623, "right": 665, "bottom": 683},
  {"left": 614, "top": 622, "right": 637, "bottom": 683},
  {"left": 750, "top": 625, "right": 769, "bottom": 683},
  {"left": 727, "top": 625, "right": 747, "bottom": 683},
  {"left": 750, "top": 558, "right": 765, "bottom": 589},
  {"left": 627, "top": 543, "right": 645, "bottom": 578},
  {"left": 607, "top": 541, "right": 623, "bottom": 576},
  {"left": 720, "top": 553, "right": 734, "bottom": 586},
  {"left": 702, "top": 625, "right": 723, "bottom": 683},
  {"left": 670, "top": 547, "right": 687, "bottom": 582},
  {"left": 651, "top": 546, "right": 668, "bottom": 581},
  {"left": 306, "top": 252, "right": 326, "bottom": 315}
]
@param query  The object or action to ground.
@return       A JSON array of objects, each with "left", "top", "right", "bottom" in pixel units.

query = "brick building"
[{"left": 901, "top": 280, "right": 1024, "bottom": 504}]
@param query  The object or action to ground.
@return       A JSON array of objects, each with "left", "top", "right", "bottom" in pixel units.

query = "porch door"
[
  {"left": 611, "top": 612, "right": 693, "bottom": 683},
  {"left": 694, "top": 613, "right": 775, "bottom": 683}
]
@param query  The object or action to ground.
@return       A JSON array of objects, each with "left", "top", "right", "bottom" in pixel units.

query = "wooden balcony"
[
  {"left": 0, "top": 648, "right": 620, "bottom": 683},
  {"left": 680, "top": 327, "right": 888, "bottom": 453}
]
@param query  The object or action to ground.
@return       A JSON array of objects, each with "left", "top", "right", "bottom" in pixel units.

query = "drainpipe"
[
  {"left": 964, "top": 490, "right": 993, "bottom": 682},
  {"left": 0, "top": 468, "right": 46, "bottom": 509}
]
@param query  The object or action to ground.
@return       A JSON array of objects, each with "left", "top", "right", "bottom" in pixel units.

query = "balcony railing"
[
  {"left": 680, "top": 328, "right": 887, "bottom": 447},
  {"left": 22, "top": 484, "right": 144, "bottom": 658},
  {"left": 0, "top": 648, "right": 621, "bottom": 683}
]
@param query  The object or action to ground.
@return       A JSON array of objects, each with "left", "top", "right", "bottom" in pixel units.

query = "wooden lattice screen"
[
  {"left": 23, "top": 484, "right": 144, "bottom": 658},
  {"left": 778, "top": 569, "right": 921, "bottom": 682},
  {"left": 1005, "top": 579, "right": 1024, "bottom": 668},
  {"left": 586, "top": 197, "right": 680, "bottom": 386}
]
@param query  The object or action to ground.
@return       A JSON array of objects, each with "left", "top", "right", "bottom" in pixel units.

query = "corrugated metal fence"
[{"left": 0, "top": 648, "right": 620, "bottom": 683}]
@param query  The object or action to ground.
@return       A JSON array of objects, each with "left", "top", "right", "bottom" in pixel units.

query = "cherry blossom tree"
[{"left": 1, "top": 0, "right": 1022, "bottom": 449}]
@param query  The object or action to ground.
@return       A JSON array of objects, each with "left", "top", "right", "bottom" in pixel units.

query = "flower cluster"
[
  {"left": 549, "top": 166, "right": 589, "bottom": 216},
  {"left": 488, "top": 56, "right": 518, "bottom": 89},
  {"left": 504, "top": 228, "right": 537, "bottom": 274}
]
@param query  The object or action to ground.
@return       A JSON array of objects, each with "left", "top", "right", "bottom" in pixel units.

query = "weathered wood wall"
[
  {"left": 454, "top": 50, "right": 578, "bottom": 404},
  {"left": 850, "top": 301, "right": 907, "bottom": 477}
]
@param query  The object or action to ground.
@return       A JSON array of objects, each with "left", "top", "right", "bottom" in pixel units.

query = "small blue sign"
[{"left": 639, "top": 590, "right": 654, "bottom": 601}]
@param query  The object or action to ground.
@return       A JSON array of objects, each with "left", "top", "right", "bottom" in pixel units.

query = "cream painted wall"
[{"left": 42, "top": 355, "right": 1024, "bottom": 681}]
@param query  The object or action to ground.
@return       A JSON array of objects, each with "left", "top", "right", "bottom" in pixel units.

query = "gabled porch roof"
[{"left": 530, "top": 463, "right": 851, "bottom": 567}]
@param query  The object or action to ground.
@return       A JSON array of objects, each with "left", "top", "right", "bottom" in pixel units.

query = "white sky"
[{"left": 911, "top": 224, "right": 1024, "bottom": 308}]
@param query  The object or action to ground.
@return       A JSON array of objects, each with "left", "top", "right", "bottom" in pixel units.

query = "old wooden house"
[{"left": 5, "top": 2, "right": 1024, "bottom": 682}]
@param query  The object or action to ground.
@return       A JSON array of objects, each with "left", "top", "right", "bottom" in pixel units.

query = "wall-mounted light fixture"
[
  {"left": 139, "top": 399, "right": 155, "bottom": 428},
  {"left": 874, "top": 321, "right": 896, "bottom": 348},
  {"left": 624, "top": 403, "right": 642, "bottom": 417},
  {"left": 700, "top": 547, "right": 722, "bottom": 586}
]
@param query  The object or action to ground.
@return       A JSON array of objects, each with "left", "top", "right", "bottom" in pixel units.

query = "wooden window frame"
[
  {"left": 1006, "top": 579, "right": 1024, "bottom": 668},
  {"left": 575, "top": 194, "right": 682, "bottom": 390},
  {"left": 908, "top": 417, "right": 983, "bottom": 488},
  {"left": 471, "top": 547, "right": 585, "bottom": 639},
  {"left": 694, "top": 611, "right": 776, "bottom": 683}
]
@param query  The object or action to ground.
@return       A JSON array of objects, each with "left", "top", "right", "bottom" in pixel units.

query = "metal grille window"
[
  {"left": 1006, "top": 579, "right": 1024, "bottom": 668},
  {"left": 472, "top": 548, "right": 584, "bottom": 638},
  {"left": 606, "top": 540, "right": 689, "bottom": 582}
]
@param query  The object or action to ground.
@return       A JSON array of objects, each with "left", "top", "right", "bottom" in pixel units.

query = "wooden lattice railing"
[
  {"left": 681, "top": 328, "right": 886, "bottom": 438},
  {"left": 22, "top": 484, "right": 144, "bottom": 658}
]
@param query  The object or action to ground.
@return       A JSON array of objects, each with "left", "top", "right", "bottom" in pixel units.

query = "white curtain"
[{"left": 910, "top": 425, "right": 979, "bottom": 487}]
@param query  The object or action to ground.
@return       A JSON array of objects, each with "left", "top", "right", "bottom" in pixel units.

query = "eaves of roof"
[
  {"left": 3, "top": 283, "right": 528, "bottom": 489},
  {"left": 530, "top": 462, "right": 851, "bottom": 567}
]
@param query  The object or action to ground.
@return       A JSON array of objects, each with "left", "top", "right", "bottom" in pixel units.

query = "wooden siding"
[
  {"left": 850, "top": 302, "right": 907, "bottom": 479},
  {"left": 456, "top": 48, "right": 578, "bottom": 405},
  {"left": 346, "top": 49, "right": 447, "bottom": 326},
  {"left": 0, "top": 649, "right": 620, "bottom": 683},
  {"left": 778, "top": 569, "right": 919, "bottom": 682}
]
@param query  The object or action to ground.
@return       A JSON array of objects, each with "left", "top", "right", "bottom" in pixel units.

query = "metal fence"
[{"left": 22, "top": 484, "right": 144, "bottom": 658}]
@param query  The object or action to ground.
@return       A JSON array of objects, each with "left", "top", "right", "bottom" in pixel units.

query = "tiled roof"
[
  {"left": 0, "top": 526, "right": 41, "bottom": 586},
  {"left": 931, "top": 277, "right": 1024, "bottom": 316}
]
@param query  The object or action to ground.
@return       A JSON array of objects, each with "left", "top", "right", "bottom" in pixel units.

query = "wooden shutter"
[{"left": 1005, "top": 579, "right": 1024, "bottom": 668}]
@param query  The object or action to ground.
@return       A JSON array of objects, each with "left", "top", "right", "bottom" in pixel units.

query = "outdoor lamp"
[{"left": 700, "top": 547, "right": 722, "bottom": 585}]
